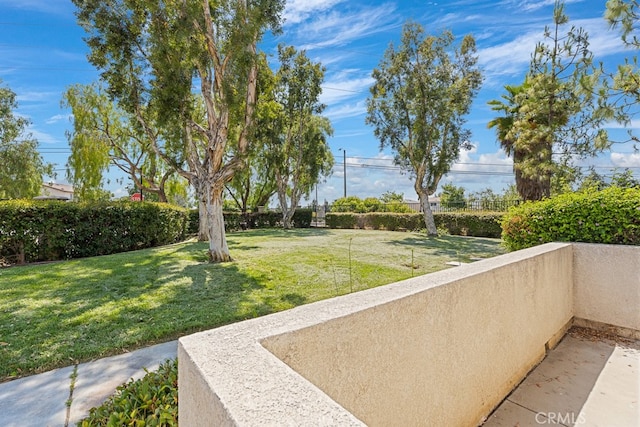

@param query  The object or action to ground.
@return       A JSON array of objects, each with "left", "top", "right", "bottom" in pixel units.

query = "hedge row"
[
  {"left": 1, "top": 202, "right": 314, "bottom": 264},
  {"left": 0, "top": 200, "right": 188, "bottom": 264},
  {"left": 325, "top": 211, "right": 503, "bottom": 238},
  {"left": 501, "top": 187, "right": 640, "bottom": 251},
  {"left": 187, "top": 209, "right": 313, "bottom": 233}
]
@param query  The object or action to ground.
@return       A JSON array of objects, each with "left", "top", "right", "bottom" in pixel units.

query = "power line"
[
  {"left": 334, "top": 158, "right": 640, "bottom": 170},
  {"left": 321, "top": 86, "right": 364, "bottom": 94}
]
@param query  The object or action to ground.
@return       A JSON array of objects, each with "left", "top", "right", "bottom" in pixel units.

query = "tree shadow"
[
  {"left": 0, "top": 241, "right": 310, "bottom": 380},
  {"left": 228, "top": 228, "right": 332, "bottom": 239},
  {"left": 388, "top": 234, "right": 505, "bottom": 260}
]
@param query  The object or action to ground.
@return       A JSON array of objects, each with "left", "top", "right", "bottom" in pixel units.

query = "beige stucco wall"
[
  {"left": 179, "top": 242, "right": 575, "bottom": 426},
  {"left": 573, "top": 243, "right": 640, "bottom": 335}
]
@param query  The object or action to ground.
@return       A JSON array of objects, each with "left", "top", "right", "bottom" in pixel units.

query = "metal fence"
[{"left": 431, "top": 200, "right": 521, "bottom": 212}]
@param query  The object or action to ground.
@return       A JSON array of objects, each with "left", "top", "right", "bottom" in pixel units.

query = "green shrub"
[
  {"left": 365, "top": 212, "right": 424, "bottom": 231},
  {"left": 179, "top": 209, "right": 313, "bottom": 235},
  {"left": 501, "top": 187, "right": 640, "bottom": 251},
  {"left": 435, "top": 212, "right": 503, "bottom": 238},
  {"left": 0, "top": 200, "right": 188, "bottom": 263},
  {"left": 292, "top": 208, "right": 313, "bottom": 227},
  {"left": 187, "top": 209, "right": 199, "bottom": 234},
  {"left": 326, "top": 213, "right": 358, "bottom": 229},
  {"left": 79, "top": 359, "right": 178, "bottom": 427},
  {"left": 331, "top": 196, "right": 365, "bottom": 212},
  {"left": 326, "top": 211, "right": 502, "bottom": 237},
  {"left": 362, "top": 197, "right": 384, "bottom": 212},
  {"left": 330, "top": 196, "right": 413, "bottom": 213},
  {"left": 227, "top": 209, "right": 312, "bottom": 230},
  {"left": 385, "top": 202, "right": 413, "bottom": 213}
]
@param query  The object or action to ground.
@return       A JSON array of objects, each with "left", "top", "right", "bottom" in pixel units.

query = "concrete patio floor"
[{"left": 484, "top": 328, "right": 639, "bottom": 427}]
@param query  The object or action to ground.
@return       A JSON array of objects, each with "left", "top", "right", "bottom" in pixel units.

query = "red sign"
[{"left": 130, "top": 193, "right": 142, "bottom": 201}]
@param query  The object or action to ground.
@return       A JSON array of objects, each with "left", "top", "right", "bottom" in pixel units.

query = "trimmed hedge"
[
  {"left": 501, "top": 187, "right": 640, "bottom": 251},
  {"left": 187, "top": 209, "right": 313, "bottom": 232},
  {"left": 436, "top": 212, "right": 504, "bottom": 238},
  {"left": 326, "top": 211, "right": 504, "bottom": 238},
  {"left": 0, "top": 200, "right": 188, "bottom": 264},
  {"left": 0, "top": 201, "right": 313, "bottom": 264}
]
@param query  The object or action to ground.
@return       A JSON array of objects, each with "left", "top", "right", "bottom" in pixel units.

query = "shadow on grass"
[
  {"left": 389, "top": 234, "right": 505, "bottom": 259},
  {"left": 226, "top": 228, "right": 332, "bottom": 251},
  {"left": 228, "top": 227, "right": 332, "bottom": 238},
  {"left": 0, "top": 229, "right": 499, "bottom": 380},
  {"left": 0, "top": 241, "right": 307, "bottom": 380}
]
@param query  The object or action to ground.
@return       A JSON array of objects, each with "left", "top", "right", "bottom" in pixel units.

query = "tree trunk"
[
  {"left": 282, "top": 207, "right": 295, "bottom": 229},
  {"left": 207, "top": 185, "right": 232, "bottom": 262},
  {"left": 514, "top": 141, "right": 552, "bottom": 201},
  {"left": 191, "top": 177, "right": 209, "bottom": 241},
  {"left": 418, "top": 190, "right": 438, "bottom": 236},
  {"left": 281, "top": 189, "right": 299, "bottom": 229},
  {"left": 276, "top": 174, "right": 293, "bottom": 229},
  {"left": 197, "top": 198, "right": 208, "bottom": 241}
]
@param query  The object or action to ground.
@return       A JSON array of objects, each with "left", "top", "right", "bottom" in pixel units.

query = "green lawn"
[{"left": 0, "top": 229, "right": 505, "bottom": 381}]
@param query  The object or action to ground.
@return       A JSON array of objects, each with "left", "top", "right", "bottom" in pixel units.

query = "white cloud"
[
  {"left": 295, "top": 4, "right": 401, "bottom": 50},
  {"left": 512, "top": 0, "right": 585, "bottom": 12},
  {"left": 477, "top": 16, "right": 625, "bottom": 85},
  {"left": 320, "top": 74, "right": 373, "bottom": 105},
  {"left": 519, "top": 0, "right": 560, "bottom": 12},
  {"left": 611, "top": 152, "right": 640, "bottom": 168},
  {"left": 112, "top": 186, "right": 130, "bottom": 198},
  {"left": 478, "top": 31, "right": 541, "bottom": 79},
  {"left": 444, "top": 146, "right": 515, "bottom": 192},
  {"left": 16, "top": 91, "right": 59, "bottom": 103},
  {"left": 46, "top": 114, "right": 73, "bottom": 125},
  {"left": 324, "top": 102, "right": 367, "bottom": 121},
  {"left": 603, "top": 119, "right": 640, "bottom": 130},
  {"left": 433, "top": 13, "right": 486, "bottom": 29},
  {"left": 573, "top": 18, "right": 628, "bottom": 59},
  {"left": 27, "top": 127, "right": 62, "bottom": 144},
  {"left": 316, "top": 148, "right": 517, "bottom": 203},
  {"left": 283, "top": 0, "right": 347, "bottom": 25}
]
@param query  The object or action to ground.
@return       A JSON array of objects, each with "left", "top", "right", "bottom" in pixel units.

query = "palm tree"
[{"left": 488, "top": 82, "right": 550, "bottom": 201}]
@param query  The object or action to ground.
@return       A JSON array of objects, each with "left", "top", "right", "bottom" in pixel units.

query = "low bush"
[
  {"left": 435, "top": 212, "right": 503, "bottom": 238},
  {"left": 187, "top": 209, "right": 200, "bottom": 234},
  {"left": 0, "top": 200, "right": 188, "bottom": 264},
  {"left": 325, "top": 212, "right": 359, "bottom": 229},
  {"left": 188, "top": 209, "right": 314, "bottom": 232},
  {"left": 326, "top": 211, "right": 503, "bottom": 237},
  {"left": 365, "top": 212, "right": 424, "bottom": 231},
  {"left": 79, "top": 359, "right": 178, "bottom": 427},
  {"left": 501, "top": 187, "right": 640, "bottom": 251},
  {"left": 330, "top": 196, "right": 413, "bottom": 213}
]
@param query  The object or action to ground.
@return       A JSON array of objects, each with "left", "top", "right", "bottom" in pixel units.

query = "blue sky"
[{"left": 1, "top": 0, "right": 639, "bottom": 203}]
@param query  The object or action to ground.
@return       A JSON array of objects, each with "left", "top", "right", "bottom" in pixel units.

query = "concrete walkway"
[
  {"left": 484, "top": 330, "right": 640, "bottom": 427},
  {"left": 2, "top": 330, "right": 637, "bottom": 427},
  {"left": 0, "top": 341, "right": 177, "bottom": 427}
]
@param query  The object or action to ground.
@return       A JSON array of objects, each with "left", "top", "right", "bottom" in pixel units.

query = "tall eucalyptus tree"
[
  {"left": 366, "top": 22, "right": 482, "bottom": 235},
  {"left": 73, "top": 0, "right": 284, "bottom": 261}
]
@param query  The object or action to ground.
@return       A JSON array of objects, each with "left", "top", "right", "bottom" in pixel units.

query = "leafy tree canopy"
[
  {"left": 366, "top": 21, "right": 482, "bottom": 235},
  {"left": 0, "top": 81, "right": 53, "bottom": 199}
]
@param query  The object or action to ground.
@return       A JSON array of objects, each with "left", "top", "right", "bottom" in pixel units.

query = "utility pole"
[{"left": 342, "top": 149, "right": 347, "bottom": 198}]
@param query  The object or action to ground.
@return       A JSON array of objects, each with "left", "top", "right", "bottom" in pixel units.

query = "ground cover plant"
[
  {"left": 0, "top": 229, "right": 504, "bottom": 381},
  {"left": 79, "top": 359, "right": 178, "bottom": 427}
]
